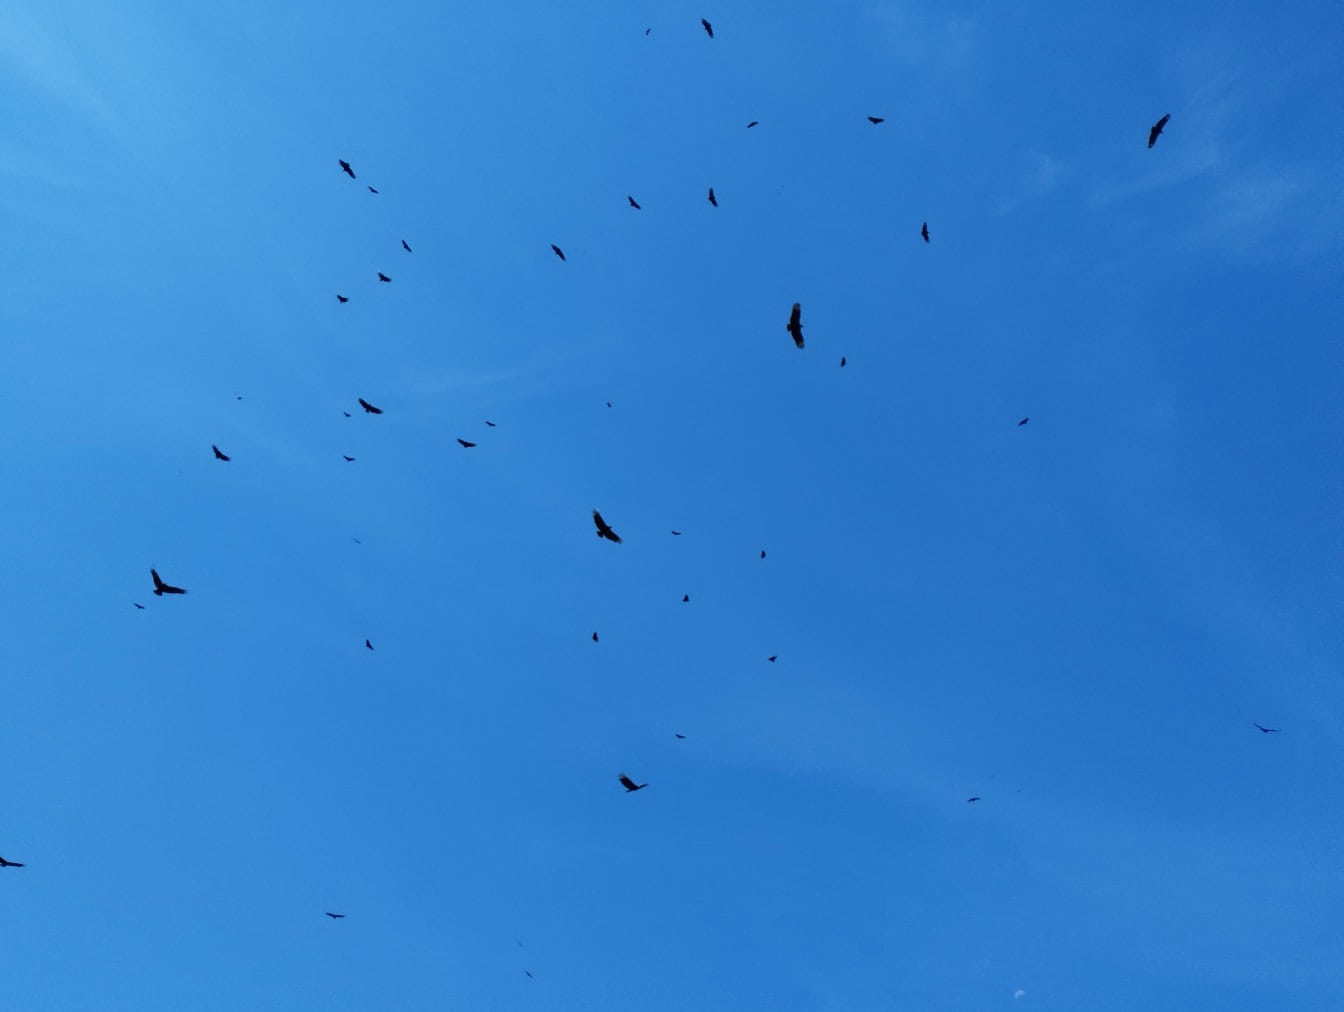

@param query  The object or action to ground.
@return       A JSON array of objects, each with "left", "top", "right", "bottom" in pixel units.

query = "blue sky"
[{"left": 2, "top": 1, "right": 1342, "bottom": 1008}]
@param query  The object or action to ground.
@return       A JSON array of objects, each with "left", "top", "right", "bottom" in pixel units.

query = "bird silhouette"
[
  {"left": 485, "top": 420, "right": 496, "bottom": 427},
  {"left": 1148, "top": 113, "right": 1171, "bottom": 148},
  {"left": 674, "top": 733, "right": 686, "bottom": 739},
  {"left": 456, "top": 438, "right": 476, "bottom": 448},
  {"left": 151, "top": 569, "right": 187, "bottom": 596},
  {"left": 211, "top": 445, "right": 230, "bottom": 461},
  {"left": 0, "top": 856, "right": 24, "bottom": 868},
  {"left": 619, "top": 774, "right": 647, "bottom": 792},
  {"left": 1018, "top": 417, "right": 1029, "bottom": 426},
  {"left": 367, "top": 186, "right": 379, "bottom": 194},
  {"left": 701, "top": 18, "right": 713, "bottom": 38},
  {"left": 682, "top": 594, "right": 690, "bottom": 603},
  {"left": 358, "top": 398, "right": 383, "bottom": 414},
  {"left": 551, "top": 244, "right": 566, "bottom": 261},
  {"left": 768, "top": 655, "right": 777, "bottom": 662},
  {"left": 325, "top": 912, "right": 345, "bottom": 919},
  {"left": 593, "top": 510, "right": 622, "bottom": 543},
  {"left": 343, "top": 455, "right": 356, "bottom": 462},
  {"left": 867, "top": 116, "right": 884, "bottom": 124},
  {"left": 628, "top": 195, "right": 641, "bottom": 209},
  {"left": 401, "top": 239, "right": 412, "bottom": 252},
  {"left": 670, "top": 530, "right": 682, "bottom": 536},
  {"left": 377, "top": 272, "right": 391, "bottom": 283},
  {"left": 760, "top": 550, "right": 766, "bottom": 559},
  {"left": 343, "top": 411, "right": 351, "bottom": 418},
  {"left": 337, "top": 294, "right": 349, "bottom": 303},
  {"left": 133, "top": 603, "right": 145, "bottom": 610},
  {"left": 707, "top": 187, "right": 718, "bottom": 207},
  {"left": 921, "top": 222, "right": 929, "bottom": 242},
  {"left": 747, "top": 120, "right": 759, "bottom": 128},
  {"left": 840, "top": 356, "right": 847, "bottom": 367},
  {"left": 787, "top": 303, "right": 805, "bottom": 348},
  {"left": 524, "top": 971, "right": 534, "bottom": 979},
  {"left": 339, "top": 159, "right": 355, "bottom": 178},
  {"left": 967, "top": 796, "right": 982, "bottom": 803},
  {"left": 592, "top": 632, "right": 599, "bottom": 642},
  {"left": 365, "top": 639, "right": 373, "bottom": 651},
  {"left": 1254, "top": 723, "right": 1280, "bottom": 733}
]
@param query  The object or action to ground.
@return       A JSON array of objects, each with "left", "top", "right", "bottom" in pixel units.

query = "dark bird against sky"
[
  {"left": 1148, "top": 113, "right": 1171, "bottom": 148},
  {"left": 1018, "top": 417, "right": 1030, "bottom": 426},
  {"left": 133, "top": 602, "right": 145, "bottom": 609},
  {"left": 339, "top": 159, "right": 355, "bottom": 178},
  {"left": 358, "top": 398, "right": 383, "bottom": 414},
  {"left": 365, "top": 639, "right": 373, "bottom": 651},
  {"left": 593, "top": 510, "right": 622, "bottom": 543},
  {"left": 325, "top": 912, "right": 345, "bottom": 919},
  {"left": 701, "top": 18, "right": 713, "bottom": 38},
  {"left": 747, "top": 120, "right": 758, "bottom": 128},
  {"left": 368, "top": 186, "right": 379, "bottom": 194},
  {"left": 628, "top": 195, "right": 641, "bottom": 209},
  {"left": 708, "top": 187, "right": 718, "bottom": 207},
  {"left": 343, "top": 455, "right": 355, "bottom": 462},
  {"left": 485, "top": 420, "right": 496, "bottom": 427},
  {"left": 151, "top": 569, "right": 187, "bottom": 596},
  {"left": 377, "top": 272, "right": 391, "bottom": 283},
  {"left": 336, "top": 294, "right": 348, "bottom": 303},
  {"left": 619, "top": 774, "right": 647, "bottom": 792},
  {"left": 1254, "top": 723, "right": 1280, "bottom": 733},
  {"left": 401, "top": 239, "right": 412, "bottom": 252},
  {"left": 456, "top": 438, "right": 476, "bottom": 448},
  {"left": 211, "top": 445, "right": 230, "bottom": 461},
  {"left": 0, "top": 856, "right": 24, "bottom": 868},
  {"left": 787, "top": 303, "right": 805, "bottom": 349},
  {"left": 921, "top": 222, "right": 930, "bottom": 243},
  {"left": 840, "top": 356, "right": 847, "bottom": 367},
  {"left": 867, "top": 116, "right": 884, "bottom": 124}
]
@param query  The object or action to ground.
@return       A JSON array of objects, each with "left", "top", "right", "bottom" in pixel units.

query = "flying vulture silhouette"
[
  {"left": 365, "top": 639, "right": 373, "bottom": 651},
  {"left": 593, "top": 510, "right": 621, "bottom": 543},
  {"left": 701, "top": 18, "right": 713, "bottom": 38},
  {"left": 768, "top": 655, "right": 777, "bottom": 662},
  {"left": 0, "top": 856, "right": 24, "bottom": 868},
  {"left": 151, "top": 569, "right": 187, "bottom": 596},
  {"left": 674, "top": 733, "right": 686, "bottom": 739},
  {"left": 401, "top": 239, "right": 412, "bottom": 252},
  {"left": 211, "top": 445, "right": 230, "bottom": 461},
  {"left": 1018, "top": 417, "right": 1029, "bottom": 426},
  {"left": 592, "top": 632, "right": 599, "bottom": 642},
  {"left": 619, "top": 774, "right": 647, "bottom": 792},
  {"left": 343, "top": 455, "right": 356, "bottom": 462},
  {"left": 787, "top": 303, "right": 804, "bottom": 348},
  {"left": 456, "top": 438, "right": 476, "bottom": 448},
  {"left": 682, "top": 594, "right": 690, "bottom": 602},
  {"left": 133, "top": 603, "right": 145, "bottom": 609},
  {"left": 1254, "top": 723, "right": 1280, "bottom": 734},
  {"left": 485, "top": 420, "right": 496, "bottom": 427},
  {"left": 708, "top": 187, "right": 718, "bottom": 207},
  {"left": 747, "top": 120, "right": 759, "bottom": 128},
  {"left": 377, "top": 272, "right": 391, "bottom": 283},
  {"left": 628, "top": 195, "right": 641, "bottom": 209},
  {"left": 551, "top": 244, "right": 566, "bottom": 261},
  {"left": 760, "top": 550, "right": 766, "bottom": 559},
  {"left": 1148, "top": 113, "right": 1170, "bottom": 148},
  {"left": 339, "top": 159, "right": 355, "bottom": 179},
  {"left": 343, "top": 411, "right": 351, "bottom": 418},
  {"left": 325, "top": 912, "right": 345, "bottom": 919},
  {"left": 840, "top": 356, "right": 846, "bottom": 367},
  {"left": 337, "top": 294, "right": 349, "bottom": 303},
  {"left": 358, "top": 398, "right": 383, "bottom": 414},
  {"left": 368, "top": 186, "right": 379, "bottom": 194},
  {"left": 921, "top": 222, "right": 930, "bottom": 243},
  {"left": 670, "top": 530, "right": 682, "bottom": 536},
  {"left": 967, "top": 796, "right": 982, "bottom": 803},
  {"left": 867, "top": 116, "right": 884, "bottom": 124}
]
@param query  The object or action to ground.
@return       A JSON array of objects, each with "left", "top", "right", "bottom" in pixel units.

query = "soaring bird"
[
  {"left": 337, "top": 294, "right": 349, "bottom": 303},
  {"left": 343, "top": 411, "right": 351, "bottom": 417},
  {"left": 551, "top": 244, "right": 566, "bottom": 261},
  {"left": 0, "top": 856, "right": 24, "bottom": 868},
  {"left": 682, "top": 594, "right": 690, "bottom": 602},
  {"left": 670, "top": 530, "right": 682, "bottom": 536},
  {"left": 1148, "top": 113, "right": 1170, "bottom": 148},
  {"left": 619, "top": 774, "right": 647, "bottom": 792},
  {"left": 628, "top": 195, "right": 641, "bottom": 209},
  {"left": 401, "top": 239, "right": 412, "bottom": 252},
  {"left": 343, "top": 455, "right": 356, "bottom": 462},
  {"left": 212, "top": 445, "right": 231, "bottom": 461},
  {"left": 967, "top": 796, "right": 981, "bottom": 803},
  {"left": 786, "top": 303, "right": 804, "bottom": 348},
  {"left": 760, "top": 550, "right": 766, "bottom": 559},
  {"left": 1018, "top": 417, "right": 1029, "bottom": 426},
  {"left": 365, "top": 639, "right": 373, "bottom": 651},
  {"left": 339, "top": 159, "right": 355, "bottom": 179},
  {"left": 840, "top": 356, "right": 846, "bottom": 367},
  {"left": 325, "top": 912, "right": 345, "bottom": 919},
  {"left": 747, "top": 120, "right": 758, "bottom": 128},
  {"left": 674, "top": 733, "right": 686, "bottom": 739},
  {"left": 133, "top": 602, "right": 145, "bottom": 609},
  {"left": 456, "top": 438, "right": 476, "bottom": 448},
  {"left": 867, "top": 116, "right": 884, "bottom": 124},
  {"left": 701, "top": 18, "right": 713, "bottom": 38},
  {"left": 707, "top": 187, "right": 718, "bottom": 207},
  {"left": 151, "top": 569, "right": 187, "bottom": 596},
  {"left": 921, "top": 222, "right": 929, "bottom": 243},
  {"left": 593, "top": 510, "right": 621, "bottom": 543},
  {"left": 592, "top": 632, "right": 599, "bottom": 642},
  {"left": 485, "top": 420, "right": 496, "bottom": 427},
  {"left": 1254, "top": 723, "right": 1280, "bottom": 734},
  {"left": 377, "top": 272, "right": 391, "bottom": 283},
  {"left": 368, "top": 186, "right": 379, "bottom": 194},
  {"left": 358, "top": 398, "right": 383, "bottom": 414},
  {"left": 767, "top": 655, "right": 777, "bottom": 662}
]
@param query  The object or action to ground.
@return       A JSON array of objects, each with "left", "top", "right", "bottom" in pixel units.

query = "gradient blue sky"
[{"left": 2, "top": 2, "right": 1342, "bottom": 1008}]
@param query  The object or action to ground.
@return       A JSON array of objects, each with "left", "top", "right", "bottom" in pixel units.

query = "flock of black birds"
[{"left": 6, "top": 25, "right": 1285, "bottom": 994}]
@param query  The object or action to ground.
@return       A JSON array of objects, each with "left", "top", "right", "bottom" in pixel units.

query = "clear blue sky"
[{"left": 2, "top": 2, "right": 1342, "bottom": 1008}]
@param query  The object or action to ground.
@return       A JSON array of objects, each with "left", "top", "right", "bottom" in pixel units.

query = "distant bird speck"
[
  {"left": 867, "top": 116, "right": 885, "bottom": 124},
  {"left": 358, "top": 398, "right": 383, "bottom": 414},
  {"left": 768, "top": 655, "right": 777, "bottom": 662},
  {"left": 619, "top": 774, "right": 648, "bottom": 792},
  {"left": 325, "top": 912, "right": 345, "bottom": 919},
  {"left": 339, "top": 159, "right": 355, "bottom": 179},
  {"left": 671, "top": 530, "right": 682, "bottom": 536},
  {"left": 682, "top": 594, "right": 690, "bottom": 602},
  {"left": 593, "top": 510, "right": 622, "bottom": 543},
  {"left": 628, "top": 195, "right": 641, "bottom": 209},
  {"left": 1148, "top": 113, "right": 1171, "bottom": 148},
  {"left": 524, "top": 970, "right": 534, "bottom": 979},
  {"left": 368, "top": 186, "right": 379, "bottom": 194},
  {"left": 707, "top": 187, "right": 718, "bottom": 207},
  {"left": 456, "top": 438, "right": 476, "bottom": 448},
  {"left": 921, "top": 221, "right": 930, "bottom": 243},
  {"left": 365, "top": 639, "right": 373, "bottom": 651},
  {"left": 1254, "top": 722, "right": 1280, "bottom": 733},
  {"left": 840, "top": 356, "right": 847, "bottom": 367},
  {"left": 211, "top": 445, "right": 231, "bottom": 461},
  {"left": 747, "top": 120, "right": 758, "bottom": 128},
  {"left": 701, "top": 18, "right": 713, "bottom": 38},
  {"left": 760, "top": 550, "right": 766, "bottom": 559},
  {"left": 343, "top": 411, "right": 351, "bottom": 418},
  {"left": 1018, "top": 417, "right": 1029, "bottom": 426},
  {"left": 485, "top": 420, "right": 496, "bottom": 427},
  {"left": 343, "top": 455, "right": 356, "bottom": 462},
  {"left": 606, "top": 401, "right": 612, "bottom": 408},
  {"left": 592, "top": 632, "right": 599, "bottom": 642},
  {"left": 551, "top": 244, "right": 566, "bottom": 261},
  {"left": 787, "top": 303, "right": 805, "bottom": 349},
  {"left": 401, "top": 239, "right": 412, "bottom": 252},
  {"left": 967, "top": 796, "right": 981, "bottom": 803},
  {"left": 377, "top": 272, "right": 391, "bottom": 283},
  {"left": 151, "top": 568, "right": 187, "bottom": 597},
  {"left": 0, "top": 856, "right": 25, "bottom": 868},
  {"left": 133, "top": 602, "right": 145, "bottom": 610},
  {"left": 337, "top": 294, "right": 349, "bottom": 303}
]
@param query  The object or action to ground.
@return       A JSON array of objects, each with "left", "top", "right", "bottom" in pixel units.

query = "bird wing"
[
  {"left": 701, "top": 18, "right": 712, "bottom": 37},
  {"left": 151, "top": 569, "right": 165, "bottom": 591},
  {"left": 457, "top": 438, "right": 475, "bottom": 447},
  {"left": 619, "top": 775, "right": 638, "bottom": 790}
]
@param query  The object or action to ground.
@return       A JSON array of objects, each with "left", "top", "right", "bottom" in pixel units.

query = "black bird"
[
  {"left": 592, "top": 632, "right": 599, "bottom": 642},
  {"left": 524, "top": 971, "right": 534, "bottom": 979},
  {"left": 674, "top": 733, "right": 686, "bottom": 739},
  {"left": 368, "top": 186, "right": 379, "bottom": 194},
  {"left": 967, "top": 796, "right": 982, "bottom": 803},
  {"left": 707, "top": 187, "right": 718, "bottom": 207},
  {"left": 768, "top": 655, "right": 777, "bottom": 662},
  {"left": 840, "top": 356, "right": 847, "bottom": 367},
  {"left": 701, "top": 18, "right": 713, "bottom": 38},
  {"left": 133, "top": 602, "right": 145, "bottom": 609},
  {"left": 760, "top": 550, "right": 766, "bottom": 559},
  {"left": 401, "top": 239, "right": 412, "bottom": 252},
  {"left": 151, "top": 569, "right": 187, "bottom": 596},
  {"left": 747, "top": 120, "right": 759, "bottom": 128},
  {"left": 337, "top": 294, "right": 349, "bottom": 303},
  {"left": 377, "top": 272, "right": 391, "bottom": 283},
  {"left": 787, "top": 303, "right": 804, "bottom": 349},
  {"left": 1148, "top": 113, "right": 1171, "bottom": 148},
  {"left": 682, "top": 594, "right": 690, "bottom": 602},
  {"left": 325, "top": 912, "right": 345, "bottom": 919},
  {"left": 593, "top": 510, "right": 622, "bottom": 543},
  {"left": 606, "top": 401, "right": 612, "bottom": 408},
  {"left": 670, "top": 530, "right": 682, "bottom": 536},
  {"left": 358, "top": 398, "right": 383, "bottom": 414},
  {"left": 0, "top": 856, "right": 24, "bottom": 868},
  {"left": 1254, "top": 723, "right": 1280, "bottom": 734},
  {"left": 456, "top": 438, "right": 476, "bottom": 448},
  {"left": 551, "top": 244, "right": 566, "bottom": 261},
  {"left": 365, "top": 639, "right": 373, "bottom": 651},
  {"left": 619, "top": 774, "right": 647, "bottom": 792},
  {"left": 867, "top": 116, "right": 884, "bottom": 124},
  {"left": 343, "top": 455, "right": 356, "bottom": 462},
  {"left": 644, "top": 28, "right": 650, "bottom": 35},
  {"left": 485, "top": 420, "right": 496, "bottom": 427},
  {"left": 343, "top": 411, "right": 351, "bottom": 418},
  {"left": 339, "top": 159, "right": 355, "bottom": 179},
  {"left": 628, "top": 195, "right": 641, "bottom": 209},
  {"left": 1018, "top": 417, "right": 1029, "bottom": 426},
  {"left": 212, "top": 445, "right": 230, "bottom": 461},
  {"left": 921, "top": 222, "right": 929, "bottom": 243}
]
